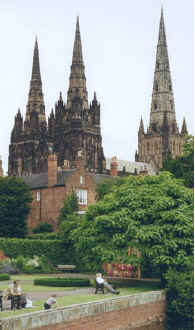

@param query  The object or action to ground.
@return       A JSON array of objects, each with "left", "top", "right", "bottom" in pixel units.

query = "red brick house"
[{"left": 23, "top": 153, "right": 155, "bottom": 231}]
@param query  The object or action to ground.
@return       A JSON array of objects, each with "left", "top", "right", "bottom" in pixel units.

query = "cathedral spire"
[
  {"left": 181, "top": 117, "right": 188, "bottom": 135},
  {"left": 67, "top": 17, "right": 88, "bottom": 109},
  {"left": 25, "top": 37, "right": 46, "bottom": 123},
  {"left": 149, "top": 8, "right": 176, "bottom": 130},
  {"left": 138, "top": 117, "right": 144, "bottom": 134}
]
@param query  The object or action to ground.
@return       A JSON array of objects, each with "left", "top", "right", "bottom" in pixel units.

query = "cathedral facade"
[
  {"left": 8, "top": 18, "right": 105, "bottom": 177},
  {"left": 135, "top": 9, "right": 188, "bottom": 171}
]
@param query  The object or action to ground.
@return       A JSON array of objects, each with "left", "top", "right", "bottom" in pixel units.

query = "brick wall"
[
  {"left": 27, "top": 167, "right": 97, "bottom": 231},
  {"left": 0, "top": 291, "right": 165, "bottom": 330}
]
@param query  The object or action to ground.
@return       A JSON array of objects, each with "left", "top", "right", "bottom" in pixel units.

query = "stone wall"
[{"left": 0, "top": 291, "right": 165, "bottom": 330}]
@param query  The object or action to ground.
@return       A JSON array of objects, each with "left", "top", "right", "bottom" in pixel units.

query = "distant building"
[
  {"left": 135, "top": 9, "right": 188, "bottom": 171},
  {"left": 8, "top": 17, "right": 105, "bottom": 177}
]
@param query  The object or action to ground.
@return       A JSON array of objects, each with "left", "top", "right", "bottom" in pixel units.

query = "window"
[
  {"left": 80, "top": 176, "right": 84, "bottom": 184},
  {"left": 37, "top": 191, "right": 41, "bottom": 201},
  {"left": 76, "top": 189, "right": 87, "bottom": 205},
  {"left": 154, "top": 103, "right": 157, "bottom": 110}
]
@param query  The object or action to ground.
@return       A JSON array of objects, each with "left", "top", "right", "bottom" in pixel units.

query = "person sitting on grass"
[
  {"left": 96, "top": 273, "right": 120, "bottom": 294},
  {"left": 44, "top": 294, "right": 58, "bottom": 310}
]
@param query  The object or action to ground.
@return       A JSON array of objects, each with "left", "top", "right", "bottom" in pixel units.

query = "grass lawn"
[
  {"left": 0, "top": 286, "right": 160, "bottom": 319},
  {"left": 0, "top": 282, "right": 77, "bottom": 292}
]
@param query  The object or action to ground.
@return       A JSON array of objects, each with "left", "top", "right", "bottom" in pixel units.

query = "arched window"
[
  {"left": 154, "top": 103, "right": 157, "bottom": 110},
  {"left": 147, "top": 142, "right": 150, "bottom": 152},
  {"left": 155, "top": 82, "right": 158, "bottom": 91}
]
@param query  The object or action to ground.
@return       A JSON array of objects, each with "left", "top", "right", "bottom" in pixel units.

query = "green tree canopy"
[
  {"left": 162, "top": 135, "right": 194, "bottom": 188},
  {"left": 58, "top": 191, "right": 80, "bottom": 244},
  {"left": 58, "top": 191, "right": 79, "bottom": 224},
  {"left": 71, "top": 173, "right": 193, "bottom": 284},
  {"left": 0, "top": 176, "right": 32, "bottom": 238}
]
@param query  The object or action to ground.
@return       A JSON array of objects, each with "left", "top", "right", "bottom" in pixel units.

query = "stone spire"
[
  {"left": 181, "top": 117, "right": 188, "bottom": 135},
  {"left": 25, "top": 37, "right": 46, "bottom": 123},
  {"left": 138, "top": 117, "right": 144, "bottom": 134},
  {"left": 67, "top": 17, "right": 88, "bottom": 109},
  {"left": 149, "top": 8, "right": 177, "bottom": 130}
]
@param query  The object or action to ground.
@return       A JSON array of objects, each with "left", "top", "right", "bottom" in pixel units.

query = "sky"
[{"left": 0, "top": 0, "right": 193, "bottom": 174}]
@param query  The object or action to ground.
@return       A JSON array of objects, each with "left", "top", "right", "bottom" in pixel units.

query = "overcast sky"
[{"left": 0, "top": 0, "right": 193, "bottom": 174}]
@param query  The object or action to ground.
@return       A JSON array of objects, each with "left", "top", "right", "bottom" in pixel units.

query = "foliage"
[
  {"left": 0, "top": 274, "right": 10, "bottom": 281},
  {"left": 32, "top": 222, "right": 53, "bottom": 234},
  {"left": 162, "top": 135, "right": 194, "bottom": 188},
  {"left": 0, "top": 238, "right": 72, "bottom": 266},
  {"left": 58, "top": 214, "right": 82, "bottom": 243},
  {"left": 96, "top": 176, "right": 126, "bottom": 200},
  {"left": 11, "top": 255, "right": 55, "bottom": 273},
  {"left": 34, "top": 278, "right": 90, "bottom": 287},
  {"left": 0, "top": 177, "right": 32, "bottom": 238},
  {"left": 71, "top": 173, "right": 193, "bottom": 282},
  {"left": 165, "top": 257, "right": 194, "bottom": 330},
  {"left": 27, "top": 233, "right": 58, "bottom": 240},
  {"left": 58, "top": 191, "right": 79, "bottom": 224}
]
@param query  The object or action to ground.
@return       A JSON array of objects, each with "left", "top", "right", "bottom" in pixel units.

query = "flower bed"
[{"left": 102, "top": 263, "right": 141, "bottom": 279}]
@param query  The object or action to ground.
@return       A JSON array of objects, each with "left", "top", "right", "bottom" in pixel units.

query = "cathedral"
[
  {"left": 135, "top": 9, "right": 188, "bottom": 171},
  {"left": 8, "top": 17, "right": 105, "bottom": 177}
]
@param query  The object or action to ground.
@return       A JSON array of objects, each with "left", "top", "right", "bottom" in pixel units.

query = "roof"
[
  {"left": 106, "top": 158, "right": 156, "bottom": 175},
  {"left": 22, "top": 169, "right": 76, "bottom": 189}
]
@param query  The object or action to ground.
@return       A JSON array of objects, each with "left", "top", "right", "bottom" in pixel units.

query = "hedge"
[
  {"left": 0, "top": 238, "right": 72, "bottom": 265},
  {"left": 27, "top": 233, "right": 58, "bottom": 240},
  {"left": 0, "top": 274, "right": 10, "bottom": 281},
  {"left": 34, "top": 278, "right": 90, "bottom": 287}
]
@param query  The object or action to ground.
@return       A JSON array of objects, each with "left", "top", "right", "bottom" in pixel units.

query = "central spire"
[
  {"left": 25, "top": 37, "right": 46, "bottom": 123},
  {"left": 149, "top": 8, "right": 177, "bottom": 131},
  {"left": 67, "top": 17, "right": 88, "bottom": 109}
]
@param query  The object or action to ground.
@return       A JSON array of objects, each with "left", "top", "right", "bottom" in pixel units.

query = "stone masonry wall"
[{"left": 0, "top": 291, "right": 165, "bottom": 330}]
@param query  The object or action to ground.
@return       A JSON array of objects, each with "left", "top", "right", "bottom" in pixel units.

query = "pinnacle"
[
  {"left": 72, "top": 16, "right": 84, "bottom": 64},
  {"left": 31, "top": 37, "right": 41, "bottom": 80}
]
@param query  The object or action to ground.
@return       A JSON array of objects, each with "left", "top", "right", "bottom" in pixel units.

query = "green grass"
[
  {"left": 0, "top": 282, "right": 78, "bottom": 292},
  {"left": 0, "top": 286, "right": 160, "bottom": 318}
]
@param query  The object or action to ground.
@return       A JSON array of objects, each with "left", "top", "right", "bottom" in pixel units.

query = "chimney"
[
  {"left": 48, "top": 154, "right": 57, "bottom": 186},
  {"left": 110, "top": 156, "right": 118, "bottom": 176}
]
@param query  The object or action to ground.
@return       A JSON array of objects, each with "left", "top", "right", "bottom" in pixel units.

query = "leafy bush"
[
  {"left": 0, "top": 274, "right": 10, "bottom": 281},
  {"left": 32, "top": 222, "right": 53, "bottom": 234},
  {"left": 27, "top": 233, "right": 58, "bottom": 240},
  {"left": 11, "top": 255, "right": 56, "bottom": 274},
  {"left": 34, "top": 278, "right": 90, "bottom": 287},
  {"left": 58, "top": 191, "right": 79, "bottom": 224},
  {"left": 165, "top": 261, "right": 194, "bottom": 330},
  {"left": 0, "top": 177, "right": 32, "bottom": 238},
  {"left": 0, "top": 238, "right": 71, "bottom": 266}
]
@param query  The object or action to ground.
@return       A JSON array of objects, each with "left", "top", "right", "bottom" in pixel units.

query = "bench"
[
  {"left": 95, "top": 280, "right": 104, "bottom": 294},
  {"left": 57, "top": 265, "right": 76, "bottom": 272}
]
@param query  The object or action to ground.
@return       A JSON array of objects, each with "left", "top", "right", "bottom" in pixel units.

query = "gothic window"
[
  {"left": 155, "top": 82, "right": 158, "bottom": 91},
  {"left": 169, "top": 85, "right": 172, "bottom": 91},
  {"left": 173, "top": 141, "right": 175, "bottom": 152},
  {"left": 76, "top": 189, "right": 87, "bottom": 205},
  {"left": 155, "top": 142, "right": 158, "bottom": 152},
  {"left": 147, "top": 142, "right": 150, "bottom": 152},
  {"left": 154, "top": 103, "right": 157, "bottom": 110}
]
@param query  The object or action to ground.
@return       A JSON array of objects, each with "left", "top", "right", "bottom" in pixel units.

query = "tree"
[
  {"left": 72, "top": 173, "right": 193, "bottom": 281},
  {"left": 162, "top": 135, "right": 194, "bottom": 188},
  {"left": 58, "top": 191, "right": 79, "bottom": 224},
  {"left": 58, "top": 191, "right": 80, "bottom": 243},
  {"left": 33, "top": 222, "right": 53, "bottom": 234},
  {"left": 0, "top": 177, "right": 32, "bottom": 238}
]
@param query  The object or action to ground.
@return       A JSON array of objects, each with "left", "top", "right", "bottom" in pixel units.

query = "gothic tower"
[
  {"left": 135, "top": 9, "right": 188, "bottom": 171},
  {"left": 50, "top": 17, "right": 105, "bottom": 172},
  {"left": 8, "top": 38, "right": 50, "bottom": 176}
]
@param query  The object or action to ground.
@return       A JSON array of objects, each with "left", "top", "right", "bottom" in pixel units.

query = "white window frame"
[
  {"left": 80, "top": 175, "right": 84, "bottom": 184},
  {"left": 37, "top": 191, "right": 41, "bottom": 201},
  {"left": 76, "top": 189, "right": 87, "bottom": 205}
]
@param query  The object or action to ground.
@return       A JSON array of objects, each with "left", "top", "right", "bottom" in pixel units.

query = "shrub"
[
  {"left": 32, "top": 222, "right": 53, "bottom": 234},
  {"left": 34, "top": 278, "right": 90, "bottom": 287},
  {"left": 0, "top": 274, "right": 10, "bottom": 281},
  {"left": 0, "top": 238, "right": 72, "bottom": 266},
  {"left": 165, "top": 263, "right": 194, "bottom": 330},
  {"left": 27, "top": 233, "right": 58, "bottom": 240}
]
